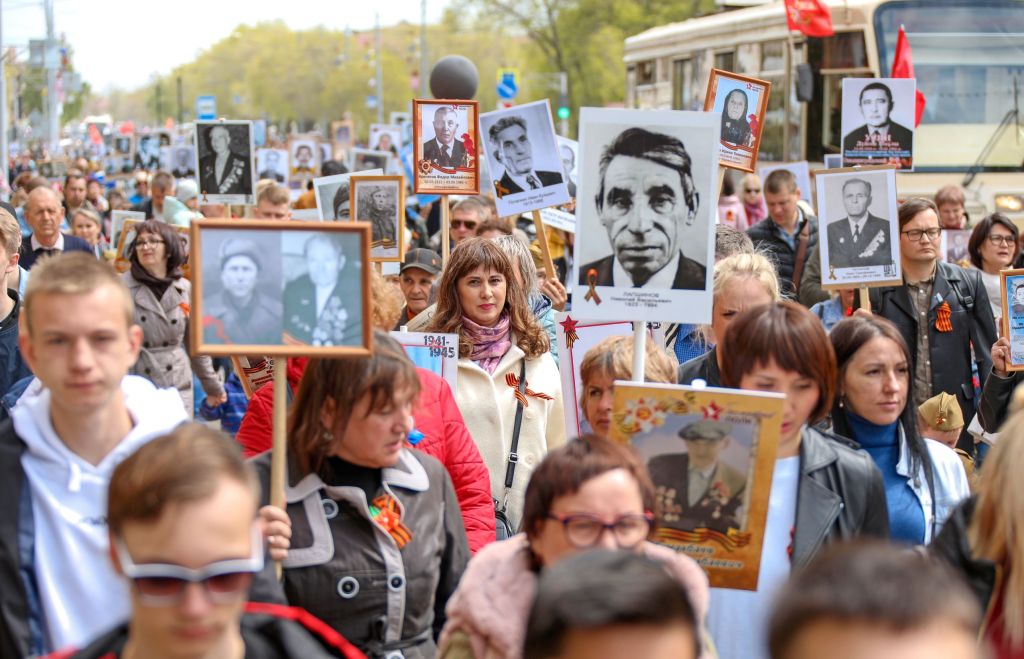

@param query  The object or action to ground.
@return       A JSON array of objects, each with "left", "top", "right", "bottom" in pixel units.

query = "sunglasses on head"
[
  {"left": 115, "top": 525, "right": 264, "bottom": 606},
  {"left": 451, "top": 219, "right": 478, "bottom": 230}
]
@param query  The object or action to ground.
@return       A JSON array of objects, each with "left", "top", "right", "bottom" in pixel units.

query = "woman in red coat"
[{"left": 236, "top": 357, "right": 496, "bottom": 553}]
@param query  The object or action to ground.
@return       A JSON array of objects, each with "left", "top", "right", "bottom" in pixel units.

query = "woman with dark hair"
[
  {"left": 426, "top": 237, "right": 564, "bottom": 533},
  {"left": 251, "top": 331, "right": 470, "bottom": 658},
  {"left": 967, "top": 212, "right": 1019, "bottom": 323},
  {"left": 720, "top": 89, "right": 752, "bottom": 147},
  {"left": 830, "top": 315, "right": 970, "bottom": 546},
  {"left": 712, "top": 301, "right": 889, "bottom": 659},
  {"left": 438, "top": 436, "right": 710, "bottom": 659},
  {"left": 124, "top": 219, "right": 225, "bottom": 414}
]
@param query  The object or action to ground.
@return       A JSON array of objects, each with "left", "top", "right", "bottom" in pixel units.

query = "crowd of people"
[{"left": 0, "top": 141, "right": 1019, "bottom": 659}]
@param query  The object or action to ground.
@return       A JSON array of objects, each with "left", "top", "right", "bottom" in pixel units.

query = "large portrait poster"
[
  {"left": 412, "top": 99, "right": 479, "bottom": 195},
  {"left": 479, "top": 99, "right": 571, "bottom": 217},
  {"left": 610, "top": 382, "right": 783, "bottom": 590},
  {"left": 703, "top": 69, "right": 771, "bottom": 173},
  {"left": 841, "top": 77, "right": 916, "bottom": 170},
  {"left": 815, "top": 166, "right": 902, "bottom": 290},
  {"left": 571, "top": 108, "right": 716, "bottom": 324}
]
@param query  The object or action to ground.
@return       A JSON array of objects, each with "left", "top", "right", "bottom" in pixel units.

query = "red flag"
[
  {"left": 785, "top": 0, "right": 834, "bottom": 38},
  {"left": 891, "top": 25, "right": 927, "bottom": 127}
]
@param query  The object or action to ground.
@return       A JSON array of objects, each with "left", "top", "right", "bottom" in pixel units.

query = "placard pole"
[
  {"left": 859, "top": 286, "right": 871, "bottom": 312},
  {"left": 531, "top": 210, "right": 557, "bottom": 280},
  {"left": 441, "top": 195, "right": 451, "bottom": 264},
  {"left": 632, "top": 321, "right": 647, "bottom": 382},
  {"left": 716, "top": 167, "right": 727, "bottom": 200},
  {"left": 270, "top": 356, "right": 287, "bottom": 577}
]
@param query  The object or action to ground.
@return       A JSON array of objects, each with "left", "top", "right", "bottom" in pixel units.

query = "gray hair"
[{"left": 492, "top": 234, "right": 538, "bottom": 295}]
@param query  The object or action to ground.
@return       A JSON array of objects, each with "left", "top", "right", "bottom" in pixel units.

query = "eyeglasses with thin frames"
[
  {"left": 901, "top": 228, "right": 941, "bottom": 242},
  {"left": 546, "top": 512, "right": 654, "bottom": 549}
]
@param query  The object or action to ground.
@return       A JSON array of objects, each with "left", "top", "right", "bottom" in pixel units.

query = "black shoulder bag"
[{"left": 495, "top": 360, "right": 527, "bottom": 541}]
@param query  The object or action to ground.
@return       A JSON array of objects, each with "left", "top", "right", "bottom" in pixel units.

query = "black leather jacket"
[
  {"left": 930, "top": 498, "right": 997, "bottom": 618},
  {"left": 677, "top": 347, "right": 720, "bottom": 387},
  {"left": 792, "top": 426, "right": 890, "bottom": 567}
]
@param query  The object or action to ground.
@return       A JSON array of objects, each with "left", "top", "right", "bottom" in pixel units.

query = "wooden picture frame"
[
  {"left": 331, "top": 120, "right": 355, "bottom": 151},
  {"left": 189, "top": 219, "right": 373, "bottom": 357},
  {"left": 703, "top": 69, "right": 772, "bottom": 173},
  {"left": 610, "top": 382, "right": 784, "bottom": 590},
  {"left": 1000, "top": 268, "right": 1024, "bottom": 372},
  {"left": 349, "top": 175, "right": 406, "bottom": 262},
  {"left": 412, "top": 98, "right": 480, "bottom": 195}
]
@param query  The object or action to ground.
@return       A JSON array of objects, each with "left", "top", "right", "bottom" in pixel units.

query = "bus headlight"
[{"left": 995, "top": 194, "right": 1024, "bottom": 213}]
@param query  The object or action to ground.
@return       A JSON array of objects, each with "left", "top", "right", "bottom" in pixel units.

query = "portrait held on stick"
[
  {"left": 350, "top": 175, "right": 405, "bottom": 262},
  {"left": 1000, "top": 268, "right": 1024, "bottom": 371},
  {"left": 703, "top": 69, "right": 771, "bottom": 172},
  {"left": 256, "top": 147, "right": 288, "bottom": 183},
  {"left": 313, "top": 169, "right": 383, "bottom": 221},
  {"left": 413, "top": 99, "right": 480, "bottom": 195},
  {"left": 288, "top": 137, "right": 320, "bottom": 181},
  {"left": 193, "top": 120, "right": 256, "bottom": 204},
  {"left": 841, "top": 77, "right": 916, "bottom": 170}
]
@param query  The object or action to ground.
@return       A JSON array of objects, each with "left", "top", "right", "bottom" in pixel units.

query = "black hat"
[{"left": 401, "top": 248, "right": 442, "bottom": 276}]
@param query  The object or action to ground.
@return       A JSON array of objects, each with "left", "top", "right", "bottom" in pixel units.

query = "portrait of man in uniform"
[
  {"left": 826, "top": 178, "right": 893, "bottom": 269},
  {"left": 283, "top": 233, "right": 362, "bottom": 347},
  {"left": 201, "top": 236, "right": 283, "bottom": 346}
]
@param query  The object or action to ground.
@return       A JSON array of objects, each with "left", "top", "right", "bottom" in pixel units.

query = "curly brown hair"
[{"left": 426, "top": 237, "right": 549, "bottom": 359}]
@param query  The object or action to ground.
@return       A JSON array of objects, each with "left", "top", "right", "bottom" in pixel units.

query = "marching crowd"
[{"left": 0, "top": 146, "right": 1019, "bottom": 659}]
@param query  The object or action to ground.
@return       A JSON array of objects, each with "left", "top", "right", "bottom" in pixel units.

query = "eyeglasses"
[
  {"left": 547, "top": 512, "right": 654, "bottom": 549},
  {"left": 135, "top": 238, "right": 165, "bottom": 248},
  {"left": 901, "top": 228, "right": 941, "bottom": 242},
  {"left": 744, "top": 188, "right": 761, "bottom": 194},
  {"left": 988, "top": 234, "right": 1016, "bottom": 246},
  {"left": 114, "top": 526, "right": 264, "bottom": 606},
  {"left": 451, "top": 220, "right": 478, "bottom": 230}
]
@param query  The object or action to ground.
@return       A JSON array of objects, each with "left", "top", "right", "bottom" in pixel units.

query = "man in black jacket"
[{"left": 747, "top": 169, "right": 817, "bottom": 299}]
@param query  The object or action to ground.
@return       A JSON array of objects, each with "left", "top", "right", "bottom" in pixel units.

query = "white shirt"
[
  {"left": 847, "top": 213, "right": 868, "bottom": 239},
  {"left": 612, "top": 251, "right": 682, "bottom": 289},
  {"left": 506, "top": 170, "right": 544, "bottom": 191},
  {"left": 707, "top": 456, "right": 800, "bottom": 659},
  {"left": 30, "top": 232, "right": 64, "bottom": 252}
]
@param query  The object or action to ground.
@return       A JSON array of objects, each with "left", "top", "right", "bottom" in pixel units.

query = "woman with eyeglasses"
[
  {"left": 438, "top": 437, "right": 710, "bottom": 659},
  {"left": 966, "top": 212, "right": 1019, "bottom": 324},
  {"left": 123, "top": 219, "right": 225, "bottom": 415}
]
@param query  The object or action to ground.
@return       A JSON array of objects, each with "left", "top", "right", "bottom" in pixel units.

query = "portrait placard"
[
  {"left": 539, "top": 135, "right": 579, "bottom": 231},
  {"left": 390, "top": 111, "right": 413, "bottom": 146},
  {"left": 230, "top": 356, "right": 275, "bottom": 399},
  {"left": 610, "top": 382, "right": 783, "bottom": 590},
  {"left": 940, "top": 229, "right": 972, "bottom": 267},
  {"left": 369, "top": 123, "right": 402, "bottom": 153},
  {"left": 111, "top": 210, "right": 145, "bottom": 248},
  {"left": 313, "top": 169, "right": 383, "bottom": 221},
  {"left": 135, "top": 133, "right": 162, "bottom": 170},
  {"left": 190, "top": 219, "right": 372, "bottom": 357},
  {"left": 703, "top": 69, "right": 772, "bottom": 173},
  {"left": 1000, "top": 269, "right": 1024, "bottom": 371},
  {"left": 114, "top": 219, "right": 190, "bottom": 276},
  {"left": 479, "top": 99, "right": 571, "bottom": 217},
  {"left": 571, "top": 108, "right": 717, "bottom": 324},
  {"left": 841, "top": 77, "right": 916, "bottom": 171},
  {"left": 288, "top": 137, "right": 320, "bottom": 182},
  {"left": 194, "top": 121, "right": 256, "bottom": 205},
  {"left": 350, "top": 175, "right": 405, "bottom": 262},
  {"left": 758, "top": 161, "right": 812, "bottom": 205},
  {"left": 168, "top": 145, "right": 196, "bottom": 178},
  {"left": 112, "top": 134, "right": 134, "bottom": 157},
  {"left": 815, "top": 166, "right": 901, "bottom": 289},
  {"left": 256, "top": 148, "right": 288, "bottom": 184},
  {"left": 389, "top": 331, "right": 459, "bottom": 393},
  {"left": 331, "top": 120, "right": 354, "bottom": 151},
  {"left": 350, "top": 148, "right": 391, "bottom": 174},
  {"left": 412, "top": 99, "right": 480, "bottom": 195}
]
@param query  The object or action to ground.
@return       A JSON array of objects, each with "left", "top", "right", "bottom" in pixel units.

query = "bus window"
[
  {"left": 804, "top": 33, "right": 871, "bottom": 162},
  {"left": 715, "top": 51, "right": 735, "bottom": 73},
  {"left": 637, "top": 60, "right": 656, "bottom": 86},
  {"left": 737, "top": 43, "right": 758, "bottom": 75}
]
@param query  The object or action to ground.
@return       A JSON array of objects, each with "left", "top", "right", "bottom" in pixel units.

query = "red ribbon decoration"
[
  {"left": 505, "top": 373, "right": 554, "bottom": 407},
  {"left": 935, "top": 300, "right": 953, "bottom": 333},
  {"left": 558, "top": 315, "right": 580, "bottom": 350},
  {"left": 584, "top": 268, "right": 602, "bottom": 305}
]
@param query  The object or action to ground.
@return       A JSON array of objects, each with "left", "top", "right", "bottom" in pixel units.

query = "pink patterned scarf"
[{"left": 463, "top": 311, "right": 512, "bottom": 374}]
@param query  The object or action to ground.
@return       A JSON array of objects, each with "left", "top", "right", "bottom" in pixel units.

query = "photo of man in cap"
[
  {"left": 395, "top": 248, "right": 442, "bottom": 329},
  {"left": 647, "top": 418, "right": 748, "bottom": 533},
  {"left": 202, "top": 237, "right": 283, "bottom": 346}
]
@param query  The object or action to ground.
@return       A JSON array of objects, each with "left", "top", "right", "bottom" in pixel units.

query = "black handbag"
[{"left": 495, "top": 360, "right": 527, "bottom": 541}]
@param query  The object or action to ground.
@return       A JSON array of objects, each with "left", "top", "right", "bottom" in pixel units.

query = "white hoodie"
[{"left": 15, "top": 375, "right": 187, "bottom": 652}]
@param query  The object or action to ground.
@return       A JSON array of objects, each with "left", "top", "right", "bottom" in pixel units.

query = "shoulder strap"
[
  {"left": 790, "top": 218, "right": 812, "bottom": 291},
  {"left": 503, "top": 360, "right": 528, "bottom": 490}
]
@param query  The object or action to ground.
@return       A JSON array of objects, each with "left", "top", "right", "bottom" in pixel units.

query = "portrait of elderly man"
[
  {"left": 579, "top": 127, "right": 706, "bottom": 290},
  {"left": 826, "top": 177, "right": 893, "bottom": 269},
  {"left": 422, "top": 106, "right": 469, "bottom": 169},
  {"left": 646, "top": 418, "right": 747, "bottom": 534},
  {"left": 843, "top": 82, "right": 913, "bottom": 155},
  {"left": 362, "top": 185, "right": 397, "bottom": 247},
  {"left": 283, "top": 233, "right": 362, "bottom": 346},
  {"left": 202, "top": 237, "right": 282, "bottom": 345},
  {"left": 170, "top": 147, "right": 195, "bottom": 179},
  {"left": 488, "top": 115, "right": 563, "bottom": 197},
  {"left": 198, "top": 125, "right": 251, "bottom": 196},
  {"left": 257, "top": 149, "right": 286, "bottom": 182}
]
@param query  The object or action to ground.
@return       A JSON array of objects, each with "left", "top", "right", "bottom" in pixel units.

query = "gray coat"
[
  {"left": 251, "top": 449, "right": 470, "bottom": 659},
  {"left": 124, "top": 272, "right": 223, "bottom": 414}
]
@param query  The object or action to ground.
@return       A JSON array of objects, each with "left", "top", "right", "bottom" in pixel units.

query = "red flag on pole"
[
  {"left": 891, "top": 25, "right": 927, "bottom": 127},
  {"left": 784, "top": 0, "right": 835, "bottom": 38}
]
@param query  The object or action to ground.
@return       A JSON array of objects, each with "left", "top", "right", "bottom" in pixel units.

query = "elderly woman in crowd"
[
  {"left": 967, "top": 212, "right": 1019, "bottom": 324},
  {"left": 251, "top": 332, "right": 470, "bottom": 658},
  {"left": 123, "top": 219, "right": 225, "bottom": 414},
  {"left": 830, "top": 315, "right": 970, "bottom": 545},
  {"left": 426, "top": 237, "right": 564, "bottom": 535},
  {"left": 678, "top": 251, "right": 780, "bottom": 387},
  {"left": 579, "top": 334, "right": 677, "bottom": 439},
  {"left": 710, "top": 301, "right": 889, "bottom": 659},
  {"left": 439, "top": 437, "right": 710, "bottom": 659}
]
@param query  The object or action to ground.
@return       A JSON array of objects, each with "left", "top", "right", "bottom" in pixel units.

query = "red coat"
[{"left": 236, "top": 358, "right": 495, "bottom": 553}]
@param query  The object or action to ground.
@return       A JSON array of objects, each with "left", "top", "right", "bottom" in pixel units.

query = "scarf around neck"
[{"left": 463, "top": 311, "right": 512, "bottom": 374}]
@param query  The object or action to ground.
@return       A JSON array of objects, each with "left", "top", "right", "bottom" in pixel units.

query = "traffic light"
[{"left": 557, "top": 93, "right": 570, "bottom": 120}]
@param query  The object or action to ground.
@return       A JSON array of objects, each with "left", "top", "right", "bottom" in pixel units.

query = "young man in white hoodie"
[{"left": 0, "top": 252, "right": 189, "bottom": 656}]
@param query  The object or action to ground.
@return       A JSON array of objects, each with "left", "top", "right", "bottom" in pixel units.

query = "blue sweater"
[{"left": 848, "top": 413, "right": 925, "bottom": 544}]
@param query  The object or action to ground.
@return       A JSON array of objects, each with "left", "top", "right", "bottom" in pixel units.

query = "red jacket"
[{"left": 236, "top": 357, "right": 495, "bottom": 553}]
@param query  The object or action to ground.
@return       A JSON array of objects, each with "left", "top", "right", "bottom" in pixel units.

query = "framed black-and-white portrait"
[
  {"left": 168, "top": 145, "right": 196, "bottom": 178},
  {"left": 190, "top": 219, "right": 372, "bottom": 356},
  {"left": 114, "top": 219, "right": 141, "bottom": 274},
  {"left": 313, "top": 169, "right": 383, "bottom": 221},
  {"left": 288, "top": 137, "right": 320, "bottom": 181},
  {"left": 412, "top": 98, "right": 479, "bottom": 195},
  {"left": 256, "top": 148, "right": 288, "bottom": 183},
  {"left": 111, "top": 209, "right": 145, "bottom": 248},
  {"left": 479, "top": 99, "right": 571, "bottom": 217},
  {"left": 112, "top": 134, "right": 134, "bottom": 157},
  {"left": 350, "top": 175, "right": 405, "bottom": 262},
  {"left": 940, "top": 229, "right": 972, "bottom": 267},
  {"left": 194, "top": 120, "right": 256, "bottom": 205},
  {"left": 841, "top": 77, "right": 916, "bottom": 170},
  {"left": 703, "top": 69, "right": 772, "bottom": 173},
  {"left": 539, "top": 135, "right": 579, "bottom": 233},
  {"left": 135, "top": 133, "right": 162, "bottom": 170},
  {"left": 571, "top": 108, "right": 717, "bottom": 324},
  {"left": 331, "top": 120, "right": 354, "bottom": 151},
  {"left": 369, "top": 123, "right": 402, "bottom": 154},
  {"left": 815, "top": 166, "right": 901, "bottom": 289},
  {"left": 758, "top": 161, "right": 812, "bottom": 205},
  {"left": 349, "top": 148, "right": 391, "bottom": 173}
]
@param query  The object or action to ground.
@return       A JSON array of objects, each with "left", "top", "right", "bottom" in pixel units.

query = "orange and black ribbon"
[
  {"left": 936, "top": 300, "right": 953, "bottom": 332},
  {"left": 505, "top": 373, "right": 554, "bottom": 407},
  {"left": 370, "top": 494, "right": 412, "bottom": 548},
  {"left": 558, "top": 315, "right": 580, "bottom": 350},
  {"left": 584, "top": 268, "right": 602, "bottom": 305},
  {"left": 494, "top": 180, "right": 510, "bottom": 198}
]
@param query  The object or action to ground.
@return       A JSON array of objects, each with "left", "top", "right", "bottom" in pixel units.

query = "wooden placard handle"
[
  {"left": 441, "top": 195, "right": 451, "bottom": 264},
  {"left": 270, "top": 356, "right": 288, "bottom": 577},
  {"left": 531, "top": 210, "right": 557, "bottom": 280},
  {"left": 859, "top": 286, "right": 871, "bottom": 312}
]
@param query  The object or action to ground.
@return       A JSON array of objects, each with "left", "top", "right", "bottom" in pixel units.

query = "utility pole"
[
  {"left": 155, "top": 80, "right": 162, "bottom": 126},
  {"left": 0, "top": 0, "right": 8, "bottom": 188},
  {"left": 420, "top": 0, "right": 428, "bottom": 96},
  {"left": 176, "top": 76, "right": 183, "bottom": 124},
  {"left": 375, "top": 12, "right": 383, "bottom": 124},
  {"left": 43, "top": 0, "right": 58, "bottom": 151}
]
